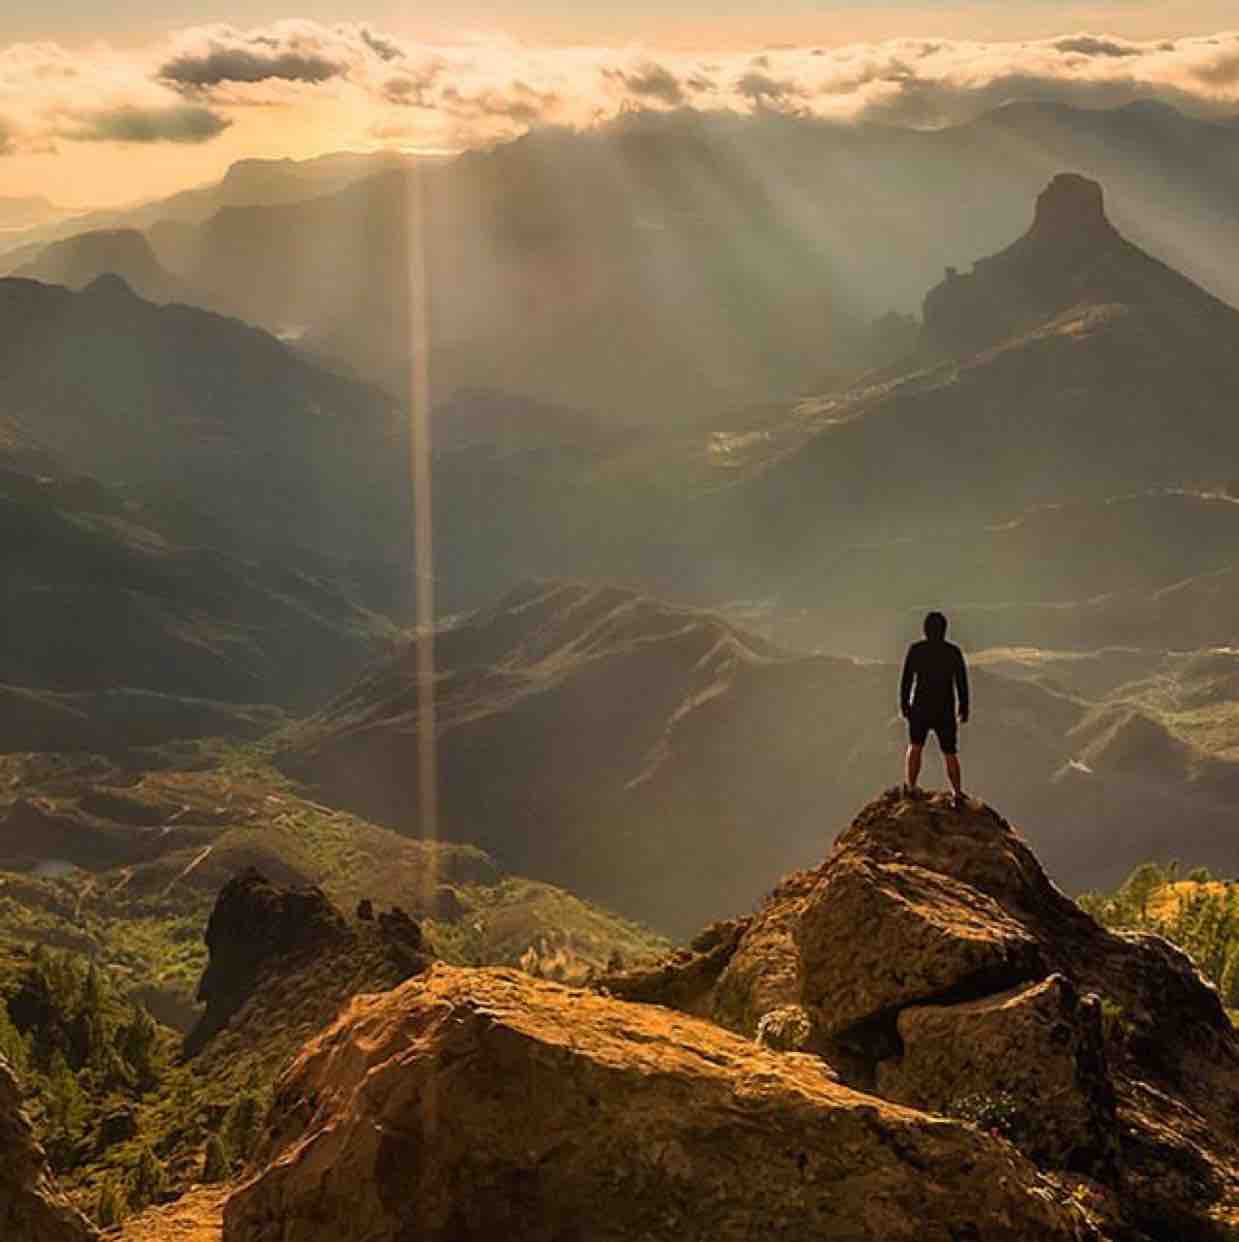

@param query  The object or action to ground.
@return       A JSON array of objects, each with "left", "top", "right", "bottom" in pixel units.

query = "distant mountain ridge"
[
  {"left": 10, "top": 229, "right": 188, "bottom": 304},
  {"left": 276, "top": 580, "right": 1239, "bottom": 935},
  {"left": 0, "top": 273, "right": 409, "bottom": 569},
  {"left": 0, "top": 444, "right": 396, "bottom": 749}
]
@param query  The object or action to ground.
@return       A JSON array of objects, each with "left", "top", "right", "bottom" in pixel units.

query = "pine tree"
[
  {"left": 95, "top": 1177, "right": 127, "bottom": 1228},
  {"left": 45, "top": 1049, "right": 86, "bottom": 1141},
  {"left": 118, "top": 1005, "right": 160, "bottom": 1092},
  {"left": 202, "top": 1133, "right": 231, "bottom": 1183},
  {"left": 0, "top": 1003, "right": 28, "bottom": 1074},
  {"left": 222, "top": 1091, "right": 261, "bottom": 1164},
  {"left": 129, "top": 1146, "right": 166, "bottom": 1210}
]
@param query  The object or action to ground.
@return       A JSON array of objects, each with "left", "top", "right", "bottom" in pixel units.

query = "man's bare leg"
[
  {"left": 945, "top": 753, "right": 963, "bottom": 798},
  {"left": 905, "top": 743, "right": 923, "bottom": 791}
]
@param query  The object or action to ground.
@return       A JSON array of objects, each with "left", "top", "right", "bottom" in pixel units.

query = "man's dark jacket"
[{"left": 900, "top": 639, "right": 970, "bottom": 721}]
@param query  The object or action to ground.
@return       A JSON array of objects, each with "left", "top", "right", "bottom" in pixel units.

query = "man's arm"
[
  {"left": 900, "top": 647, "right": 916, "bottom": 717},
  {"left": 956, "top": 648, "right": 970, "bottom": 722}
]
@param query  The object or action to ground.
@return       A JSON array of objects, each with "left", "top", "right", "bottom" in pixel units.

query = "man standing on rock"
[{"left": 900, "top": 611, "right": 970, "bottom": 801}]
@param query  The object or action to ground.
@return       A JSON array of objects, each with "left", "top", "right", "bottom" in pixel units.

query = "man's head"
[{"left": 923, "top": 611, "right": 948, "bottom": 641}]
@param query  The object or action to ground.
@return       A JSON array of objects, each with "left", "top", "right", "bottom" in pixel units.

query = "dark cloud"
[
  {"left": 159, "top": 46, "right": 343, "bottom": 88},
  {"left": 64, "top": 104, "right": 231, "bottom": 144},
  {"left": 849, "top": 68, "right": 1223, "bottom": 129},
  {"left": 382, "top": 61, "right": 443, "bottom": 107},
  {"left": 1053, "top": 36, "right": 1141, "bottom": 58},
  {"left": 439, "top": 83, "right": 558, "bottom": 124},
  {"left": 360, "top": 27, "right": 404, "bottom": 63},
  {"left": 735, "top": 70, "right": 804, "bottom": 108},
  {"left": 608, "top": 63, "right": 685, "bottom": 106}
]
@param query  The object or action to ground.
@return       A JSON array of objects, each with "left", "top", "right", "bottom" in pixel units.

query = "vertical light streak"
[
  {"left": 408, "top": 160, "right": 440, "bottom": 897},
  {"left": 407, "top": 159, "right": 441, "bottom": 1200}
]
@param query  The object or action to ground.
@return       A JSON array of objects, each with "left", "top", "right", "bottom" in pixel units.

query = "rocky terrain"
[
  {"left": 600, "top": 790, "right": 1239, "bottom": 1239},
  {"left": 69, "top": 789, "right": 1233, "bottom": 1241}
]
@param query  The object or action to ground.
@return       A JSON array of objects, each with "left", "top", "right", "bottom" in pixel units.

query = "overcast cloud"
[{"left": 0, "top": 22, "right": 1236, "bottom": 157}]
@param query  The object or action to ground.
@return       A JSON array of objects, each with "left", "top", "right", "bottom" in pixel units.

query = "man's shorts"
[{"left": 908, "top": 711, "right": 958, "bottom": 755}]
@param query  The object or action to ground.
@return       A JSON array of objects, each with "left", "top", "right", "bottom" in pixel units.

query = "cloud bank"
[{"left": 0, "top": 21, "right": 1237, "bottom": 157}]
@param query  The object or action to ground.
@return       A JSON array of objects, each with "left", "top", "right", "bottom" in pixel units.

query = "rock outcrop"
[
  {"left": 185, "top": 869, "right": 353, "bottom": 1056},
  {"left": 603, "top": 789, "right": 1239, "bottom": 1237},
  {"left": 223, "top": 964, "right": 1097, "bottom": 1242},
  {"left": 184, "top": 870, "right": 436, "bottom": 1065},
  {"left": 920, "top": 170, "right": 1237, "bottom": 360},
  {"left": 0, "top": 1055, "right": 97, "bottom": 1242}
]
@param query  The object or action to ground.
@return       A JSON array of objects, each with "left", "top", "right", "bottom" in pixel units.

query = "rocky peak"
[
  {"left": 921, "top": 172, "right": 1129, "bottom": 356},
  {"left": 185, "top": 868, "right": 351, "bottom": 1056},
  {"left": 1027, "top": 173, "right": 1116, "bottom": 247},
  {"left": 602, "top": 790, "right": 1238, "bottom": 1233},
  {"left": 80, "top": 272, "right": 140, "bottom": 302}
]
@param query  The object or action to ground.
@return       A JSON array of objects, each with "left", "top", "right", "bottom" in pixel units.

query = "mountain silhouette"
[
  {"left": 0, "top": 274, "right": 410, "bottom": 569},
  {"left": 708, "top": 172, "right": 1239, "bottom": 591},
  {"left": 10, "top": 228, "right": 187, "bottom": 304}
]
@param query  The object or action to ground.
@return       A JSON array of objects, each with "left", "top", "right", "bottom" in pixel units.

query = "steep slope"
[
  {"left": 0, "top": 275, "right": 408, "bottom": 569},
  {"left": 276, "top": 580, "right": 1239, "bottom": 935},
  {"left": 11, "top": 230, "right": 187, "bottom": 304},
  {"left": 1, "top": 1056, "right": 97, "bottom": 1242},
  {"left": 0, "top": 453, "right": 394, "bottom": 737}
]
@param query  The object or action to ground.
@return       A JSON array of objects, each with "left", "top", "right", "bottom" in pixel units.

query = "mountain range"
[
  {"left": 6, "top": 102, "right": 1239, "bottom": 420},
  {"left": 275, "top": 579, "right": 1239, "bottom": 936}
]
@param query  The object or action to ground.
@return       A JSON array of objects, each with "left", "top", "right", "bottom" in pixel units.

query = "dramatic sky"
[{"left": 2, "top": 3, "right": 1238, "bottom": 206}]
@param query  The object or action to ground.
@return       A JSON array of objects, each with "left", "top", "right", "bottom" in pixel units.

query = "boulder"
[
  {"left": 223, "top": 964, "right": 1096, "bottom": 1242},
  {"left": 794, "top": 855, "right": 1044, "bottom": 1047},
  {"left": 0, "top": 1055, "right": 97, "bottom": 1242},
  {"left": 876, "top": 974, "right": 1117, "bottom": 1175}
]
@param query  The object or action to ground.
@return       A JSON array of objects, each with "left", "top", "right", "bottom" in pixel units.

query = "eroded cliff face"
[
  {"left": 0, "top": 1055, "right": 97, "bottom": 1242},
  {"left": 604, "top": 789, "right": 1239, "bottom": 1239}
]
